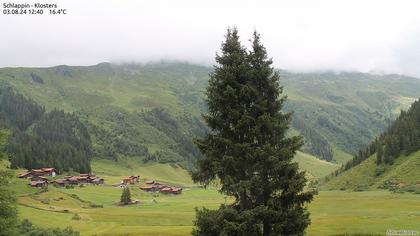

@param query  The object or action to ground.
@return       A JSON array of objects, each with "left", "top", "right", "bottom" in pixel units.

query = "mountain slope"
[
  {"left": 294, "top": 151, "right": 339, "bottom": 179},
  {"left": 322, "top": 150, "right": 420, "bottom": 191},
  {"left": 281, "top": 71, "right": 420, "bottom": 162},
  {"left": 1, "top": 62, "right": 420, "bottom": 165},
  {"left": 323, "top": 99, "right": 420, "bottom": 191}
]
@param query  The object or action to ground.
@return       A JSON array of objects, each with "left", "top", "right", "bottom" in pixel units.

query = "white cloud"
[{"left": 1, "top": 0, "right": 420, "bottom": 76}]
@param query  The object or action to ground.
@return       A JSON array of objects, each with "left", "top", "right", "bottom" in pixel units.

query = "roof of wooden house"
[
  {"left": 18, "top": 172, "right": 31, "bottom": 178},
  {"left": 54, "top": 179, "right": 67, "bottom": 184},
  {"left": 140, "top": 186, "right": 153, "bottom": 190}
]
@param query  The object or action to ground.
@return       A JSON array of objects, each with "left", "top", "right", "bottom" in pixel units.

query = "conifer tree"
[
  {"left": 120, "top": 187, "right": 131, "bottom": 205},
  {"left": 192, "top": 28, "right": 314, "bottom": 236},
  {"left": 376, "top": 141, "right": 383, "bottom": 165}
]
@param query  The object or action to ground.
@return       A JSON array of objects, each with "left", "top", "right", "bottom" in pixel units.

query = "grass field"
[
  {"left": 16, "top": 186, "right": 420, "bottom": 236},
  {"left": 8, "top": 158, "right": 419, "bottom": 236}
]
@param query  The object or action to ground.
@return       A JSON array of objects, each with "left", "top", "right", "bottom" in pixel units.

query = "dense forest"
[
  {"left": 292, "top": 116, "right": 333, "bottom": 161},
  {"left": 337, "top": 99, "right": 420, "bottom": 172},
  {"left": 84, "top": 106, "right": 203, "bottom": 167},
  {"left": 0, "top": 86, "right": 92, "bottom": 173}
]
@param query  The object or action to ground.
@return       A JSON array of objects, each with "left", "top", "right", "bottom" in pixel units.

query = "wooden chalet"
[
  {"left": 139, "top": 186, "right": 155, "bottom": 192},
  {"left": 77, "top": 176, "right": 88, "bottom": 183},
  {"left": 122, "top": 176, "right": 140, "bottom": 185},
  {"left": 159, "top": 186, "right": 182, "bottom": 194},
  {"left": 41, "top": 168, "right": 57, "bottom": 176},
  {"left": 145, "top": 180, "right": 155, "bottom": 185},
  {"left": 170, "top": 187, "right": 182, "bottom": 194},
  {"left": 140, "top": 180, "right": 182, "bottom": 194},
  {"left": 91, "top": 178, "right": 104, "bottom": 185},
  {"left": 30, "top": 176, "right": 47, "bottom": 181},
  {"left": 18, "top": 172, "right": 32, "bottom": 178},
  {"left": 29, "top": 180, "right": 48, "bottom": 188},
  {"left": 18, "top": 167, "right": 57, "bottom": 179},
  {"left": 160, "top": 187, "right": 172, "bottom": 193},
  {"left": 53, "top": 173, "right": 104, "bottom": 187},
  {"left": 53, "top": 179, "right": 67, "bottom": 187}
]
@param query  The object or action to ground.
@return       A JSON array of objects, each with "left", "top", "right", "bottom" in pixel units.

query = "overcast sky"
[{"left": 1, "top": 0, "right": 420, "bottom": 77}]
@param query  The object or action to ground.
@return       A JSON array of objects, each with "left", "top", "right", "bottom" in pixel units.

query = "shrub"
[
  {"left": 374, "top": 166, "right": 385, "bottom": 177},
  {"left": 72, "top": 213, "right": 81, "bottom": 220},
  {"left": 354, "top": 185, "right": 369, "bottom": 192},
  {"left": 41, "top": 198, "right": 50, "bottom": 204},
  {"left": 89, "top": 203, "right": 103, "bottom": 208}
]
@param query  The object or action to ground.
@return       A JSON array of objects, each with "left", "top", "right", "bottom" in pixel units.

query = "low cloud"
[{"left": 1, "top": 0, "right": 420, "bottom": 77}]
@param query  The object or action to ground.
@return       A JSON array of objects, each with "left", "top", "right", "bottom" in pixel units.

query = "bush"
[
  {"left": 40, "top": 198, "right": 50, "bottom": 204},
  {"left": 18, "top": 219, "right": 80, "bottom": 235},
  {"left": 354, "top": 185, "right": 369, "bottom": 192},
  {"left": 374, "top": 166, "right": 385, "bottom": 177},
  {"left": 89, "top": 203, "right": 103, "bottom": 208},
  {"left": 72, "top": 213, "right": 81, "bottom": 220},
  {"left": 406, "top": 186, "right": 416, "bottom": 192}
]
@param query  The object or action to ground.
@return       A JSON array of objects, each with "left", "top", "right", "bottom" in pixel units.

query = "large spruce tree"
[{"left": 192, "top": 28, "right": 314, "bottom": 236}]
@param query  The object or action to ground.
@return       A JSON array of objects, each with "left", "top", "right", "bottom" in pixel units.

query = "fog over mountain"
[{"left": 1, "top": 0, "right": 420, "bottom": 77}]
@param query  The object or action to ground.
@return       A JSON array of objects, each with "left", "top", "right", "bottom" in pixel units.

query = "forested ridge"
[
  {"left": 1, "top": 62, "right": 420, "bottom": 165},
  {"left": 0, "top": 86, "right": 92, "bottom": 173},
  {"left": 330, "top": 98, "right": 420, "bottom": 176}
]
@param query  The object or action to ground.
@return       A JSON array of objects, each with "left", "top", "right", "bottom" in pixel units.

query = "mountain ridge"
[{"left": 1, "top": 62, "right": 420, "bottom": 165}]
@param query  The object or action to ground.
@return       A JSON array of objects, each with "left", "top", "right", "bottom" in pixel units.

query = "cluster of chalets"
[
  {"left": 53, "top": 173, "right": 104, "bottom": 187},
  {"left": 140, "top": 180, "right": 182, "bottom": 194},
  {"left": 18, "top": 167, "right": 57, "bottom": 187},
  {"left": 112, "top": 176, "right": 140, "bottom": 188}
]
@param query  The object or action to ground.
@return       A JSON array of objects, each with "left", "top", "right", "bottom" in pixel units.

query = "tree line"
[
  {"left": 291, "top": 116, "right": 333, "bottom": 161},
  {"left": 0, "top": 86, "right": 92, "bottom": 173},
  {"left": 0, "top": 131, "right": 80, "bottom": 236},
  {"left": 336, "top": 99, "right": 420, "bottom": 173}
]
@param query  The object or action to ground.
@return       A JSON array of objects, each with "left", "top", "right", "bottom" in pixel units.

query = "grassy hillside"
[
  {"left": 1, "top": 62, "right": 420, "bottom": 165},
  {"left": 3, "top": 142, "right": 416, "bottom": 236},
  {"left": 281, "top": 71, "right": 420, "bottom": 163},
  {"left": 294, "top": 151, "right": 339, "bottom": 179},
  {"left": 323, "top": 150, "right": 420, "bottom": 191},
  {"left": 91, "top": 151, "right": 339, "bottom": 185},
  {"left": 16, "top": 187, "right": 420, "bottom": 236},
  {"left": 5, "top": 157, "right": 418, "bottom": 236}
]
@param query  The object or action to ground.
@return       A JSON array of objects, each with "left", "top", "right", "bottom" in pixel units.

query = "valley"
[
  {"left": 5, "top": 159, "right": 419, "bottom": 236},
  {"left": 3, "top": 2, "right": 420, "bottom": 235},
  {"left": 1, "top": 62, "right": 420, "bottom": 235},
  {"left": 2, "top": 62, "right": 420, "bottom": 165}
]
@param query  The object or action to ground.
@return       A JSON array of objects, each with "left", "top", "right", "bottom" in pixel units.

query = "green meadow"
[{"left": 10, "top": 159, "right": 420, "bottom": 236}]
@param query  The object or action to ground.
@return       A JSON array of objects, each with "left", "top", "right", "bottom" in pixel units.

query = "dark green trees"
[
  {"left": 192, "top": 28, "right": 314, "bottom": 236},
  {"left": 0, "top": 86, "right": 92, "bottom": 173},
  {"left": 0, "top": 131, "right": 17, "bottom": 236},
  {"left": 345, "top": 99, "right": 420, "bottom": 171},
  {"left": 120, "top": 187, "right": 131, "bottom": 205}
]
